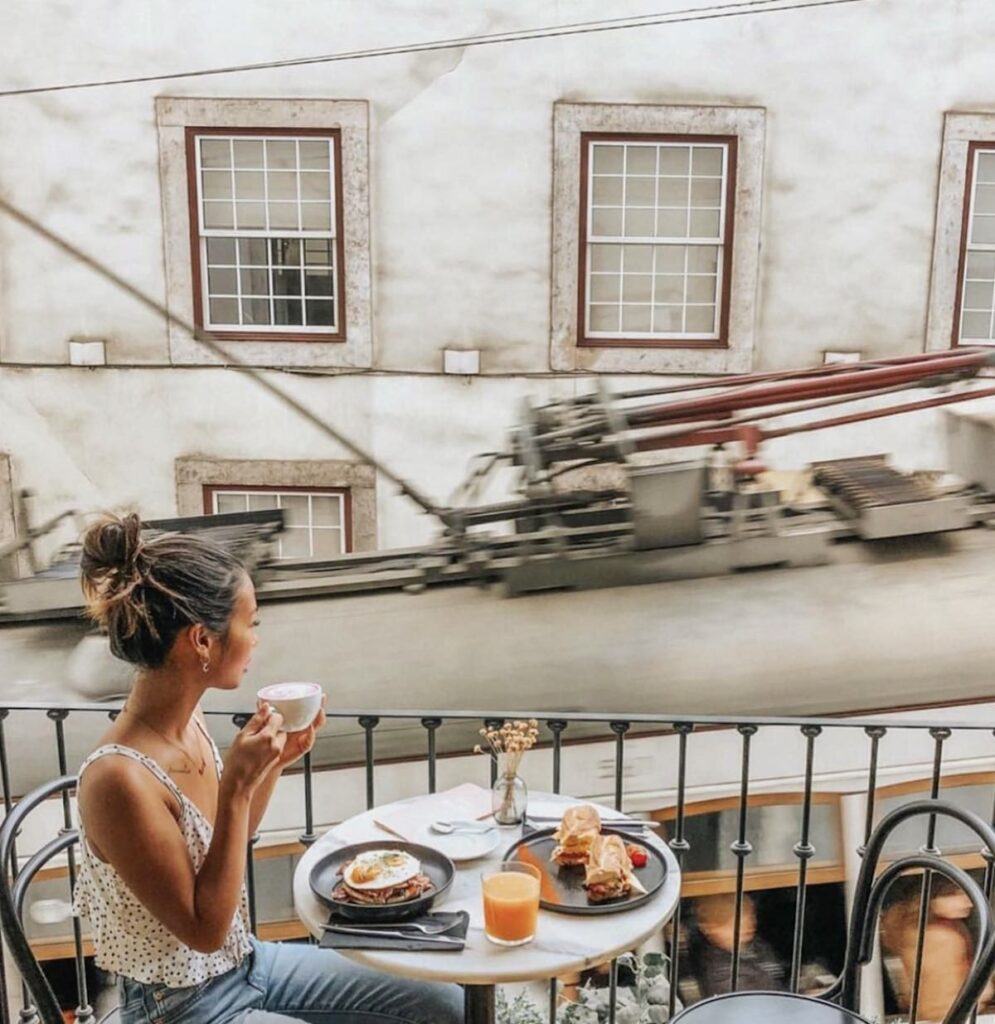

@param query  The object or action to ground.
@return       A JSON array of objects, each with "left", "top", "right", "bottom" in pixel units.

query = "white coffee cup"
[{"left": 257, "top": 682, "right": 324, "bottom": 733}]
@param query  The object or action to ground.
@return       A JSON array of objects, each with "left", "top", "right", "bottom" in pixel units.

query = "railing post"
[
  {"left": 973, "top": 733, "right": 995, "bottom": 1024},
  {"left": 730, "top": 723, "right": 757, "bottom": 993},
  {"left": 547, "top": 720, "right": 567, "bottom": 795},
  {"left": 245, "top": 833, "right": 260, "bottom": 934},
  {"left": 300, "top": 750, "right": 317, "bottom": 847},
  {"left": 667, "top": 723, "right": 693, "bottom": 1021},
  {"left": 790, "top": 724, "right": 821, "bottom": 992},
  {"left": 421, "top": 719, "right": 442, "bottom": 795},
  {"left": 358, "top": 717, "right": 379, "bottom": 810},
  {"left": 47, "top": 710, "right": 92, "bottom": 1024},
  {"left": 0, "top": 711, "right": 12, "bottom": 1024},
  {"left": 908, "top": 727, "right": 950, "bottom": 1024},
  {"left": 607, "top": 958, "right": 618, "bottom": 1024},
  {"left": 609, "top": 721, "right": 630, "bottom": 813},
  {"left": 859, "top": 726, "right": 887, "bottom": 855},
  {"left": 1, "top": 710, "right": 32, "bottom": 1024},
  {"left": 230, "top": 713, "right": 263, "bottom": 936}
]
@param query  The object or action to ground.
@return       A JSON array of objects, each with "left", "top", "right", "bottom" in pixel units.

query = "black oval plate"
[
  {"left": 309, "top": 841, "right": 456, "bottom": 922},
  {"left": 502, "top": 828, "right": 667, "bottom": 915}
]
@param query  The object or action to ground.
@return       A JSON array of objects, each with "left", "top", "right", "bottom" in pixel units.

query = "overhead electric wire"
[
  {"left": 0, "top": 0, "right": 878, "bottom": 98},
  {"left": 0, "top": 194, "right": 453, "bottom": 529}
]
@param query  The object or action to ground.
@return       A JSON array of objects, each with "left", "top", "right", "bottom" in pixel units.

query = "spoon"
[{"left": 430, "top": 819, "right": 495, "bottom": 835}]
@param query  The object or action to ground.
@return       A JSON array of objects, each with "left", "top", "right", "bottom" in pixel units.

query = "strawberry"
[{"left": 625, "top": 843, "right": 648, "bottom": 868}]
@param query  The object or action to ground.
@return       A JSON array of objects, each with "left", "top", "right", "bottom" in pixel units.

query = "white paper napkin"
[{"left": 373, "top": 783, "right": 493, "bottom": 841}]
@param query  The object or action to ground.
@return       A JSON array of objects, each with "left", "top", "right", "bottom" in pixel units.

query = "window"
[
  {"left": 157, "top": 98, "right": 371, "bottom": 367},
  {"left": 926, "top": 114, "right": 995, "bottom": 352},
  {"left": 188, "top": 130, "right": 345, "bottom": 339},
  {"left": 954, "top": 145, "right": 995, "bottom": 344},
  {"left": 551, "top": 103, "right": 764, "bottom": 375},
  {"left": 205, "top": 486, "right": 351, "bottom": 559},
  {"left": 176, "top": 457, "right": 376, "bottom": 550},
  {"left": 580, "top": 134, "right": 735, "bottom": 346}
]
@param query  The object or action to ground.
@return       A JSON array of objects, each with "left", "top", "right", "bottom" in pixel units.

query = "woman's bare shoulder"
[{"left": 78, "top": 750, "right": 172, "bottom": 813}]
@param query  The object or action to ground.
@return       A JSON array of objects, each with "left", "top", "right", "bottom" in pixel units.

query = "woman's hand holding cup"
[
  {"left": 271, "top": 694, "right": 326, "bottom": 768},
  {"left": 222, "top": 703, "right": 287, "bottom": 794},
  {"left": 254, "top": 683, "right": 326, "bottom": 769}
]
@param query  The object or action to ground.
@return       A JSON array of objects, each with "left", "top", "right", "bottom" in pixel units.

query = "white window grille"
[
  {"left": 212, "top": 489, "right": 347, "bottom": 559},
  {"left": 194, "top": 135, "right": 339, "bottom": 333},
  {"left": 584, "top": 139, "right": 731, "bottom": 342},
  {"left": 959, "top": 148, "right": 995, "bottom": 343}
]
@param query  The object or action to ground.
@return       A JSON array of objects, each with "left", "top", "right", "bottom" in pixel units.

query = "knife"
[
  {"left": 322, "top": 924, "right": 465, "bottom": 945},
  {"left": 526, "top": 815, "right": 660, "bottom": 830}
]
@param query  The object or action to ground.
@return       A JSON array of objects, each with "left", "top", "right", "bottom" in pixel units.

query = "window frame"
[
  {"left": 577, "top": 131, "right": 738, "bottom": 350},
  {"left": 202, "top": 483, "right": 353, "bottom": 557},
  {"left": 185, "top": 126, "right": 348, "bottom": 343},
  {"left": 951, "top": 140, "right": 995, "bottom": 348}
]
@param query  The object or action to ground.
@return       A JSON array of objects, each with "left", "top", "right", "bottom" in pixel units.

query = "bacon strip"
[{"left": 331, "top": 872, "right": 434, "bottom": 906}]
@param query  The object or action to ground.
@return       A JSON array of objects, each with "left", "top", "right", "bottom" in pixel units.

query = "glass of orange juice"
[{"left": 481, "top": 862, "right": 541, "bottom": 946}]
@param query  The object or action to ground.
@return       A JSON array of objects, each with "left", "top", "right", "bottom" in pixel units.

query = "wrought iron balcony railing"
[{"left": 2, "top": 702, "right": 995, "bottom": 1024}]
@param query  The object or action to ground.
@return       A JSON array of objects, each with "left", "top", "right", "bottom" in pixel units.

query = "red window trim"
[
  {"left": 203, "top": 484, "right": 353, "bottom": 554},
  {"left": 576, "top": 131, "right": 738, "bottom": 350},
  {"left": 951, "top": 140, "right": 995, "bottom": 349},
  {"left": 185, "top": 126, "right": 348, "bottom": 344}
]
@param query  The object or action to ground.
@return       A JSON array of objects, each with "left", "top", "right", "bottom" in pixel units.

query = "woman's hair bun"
[
  {"left": 81, "top": 512, "right": 143, "bottom": 578},
  {"left": 79, "top": 513, "right": 149, "bottom": 645}
]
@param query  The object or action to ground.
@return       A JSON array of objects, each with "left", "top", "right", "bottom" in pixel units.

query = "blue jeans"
[{"left": 117, "top": 938, "right": 464, "bottom": 1024}]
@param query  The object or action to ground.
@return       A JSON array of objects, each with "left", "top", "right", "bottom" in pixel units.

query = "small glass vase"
[{"left": 492, "top": 756, "right": 528, "bottom": 826}]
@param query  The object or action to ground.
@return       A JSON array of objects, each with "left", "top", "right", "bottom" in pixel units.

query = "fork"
[
  {"left": 322, "top": 923, "right": 464, "bottom": 945},
  {"left": 324, "top": 919, "right": 456, "bottom": 935}
]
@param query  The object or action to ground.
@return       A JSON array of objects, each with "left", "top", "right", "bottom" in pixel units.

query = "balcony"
[{"left": 2, "top": 701, "right": 995, "bottom": 1024}]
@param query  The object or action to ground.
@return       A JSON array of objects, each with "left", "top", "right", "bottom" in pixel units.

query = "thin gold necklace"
[{"left": 124, "top": 708, "right": 207, "bottom": 776}]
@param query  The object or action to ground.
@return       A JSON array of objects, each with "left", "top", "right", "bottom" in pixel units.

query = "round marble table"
[{"left": 293, "top": 791, "right": 682, "bottom": 1024}]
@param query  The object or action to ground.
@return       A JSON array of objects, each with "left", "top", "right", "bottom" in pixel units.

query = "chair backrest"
[
  {"left": 0, "top": 775, "right": 80, "bottom": 1024},
  {"left": 823, "top": 798, "right": 995, "bottom": 1024}
]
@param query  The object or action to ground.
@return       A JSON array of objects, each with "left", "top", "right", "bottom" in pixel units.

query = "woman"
[
  {"left": 689, "top": 894, "right": 786, "bottom": 999},
  {"left": 880, "top": 874, "right": 992, "bottom": 1022},
  {"left": 73, "top": 513, "right": 463, "bottom": 1024}
]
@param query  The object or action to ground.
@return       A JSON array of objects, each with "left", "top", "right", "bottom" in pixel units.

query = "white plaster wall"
[
  {"left": 1, "top": 0, "right": 994, "bottom": 371},
  {"left": 1, "top": 0, "right": 994, "bottom": 546},
  {"left": 0, "top": 367, "right": 968, "bottom": 554}
]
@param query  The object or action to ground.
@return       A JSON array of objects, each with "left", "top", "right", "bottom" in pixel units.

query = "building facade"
[{"left": 2, "top": 0, "right": 994, "bottom": 560}]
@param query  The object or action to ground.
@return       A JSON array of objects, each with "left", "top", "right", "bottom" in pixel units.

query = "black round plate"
[
  {"left": 309, "top": 841, "right": 455, "bottom": 922},
  {"left": 502, "top": 828, "right": 667, "bottom": 915}
]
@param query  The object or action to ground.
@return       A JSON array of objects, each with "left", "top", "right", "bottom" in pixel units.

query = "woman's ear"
[{"left": 186, "top": 623, "right": 213, "bottom": 663}]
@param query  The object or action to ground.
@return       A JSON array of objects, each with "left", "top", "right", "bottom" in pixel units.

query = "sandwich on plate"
[
  {"left": 583, "top": 833, "right": 647, "bottom": 904},
  {"left": 551, "top": 804, "right": 602, "bottom": 867},
  {"left": 331, "top": 849, "right": 434, "bottom": 905}
]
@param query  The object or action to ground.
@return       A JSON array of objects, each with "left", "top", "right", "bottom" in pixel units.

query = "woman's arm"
[
  {"left": 244, "top": 698, "right": 326, "bottom": 837},
  {"left": 80, "top": 706, "right": 284, "bottom": 953},
  {"left": 194, "top": 705, "right": 281, "bottom": 840},
  {"left": 247, "top": 763, "right": 282, "bottom": 838},
  {"left": 80, "top": 759, "right": 253, "bottom": 953}
]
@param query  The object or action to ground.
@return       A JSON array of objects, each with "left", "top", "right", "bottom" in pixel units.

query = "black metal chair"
[
  {"left": 0, "top": 774, "right": 105, "bottom": 1024},
  {"left": 673, "top": 799, "right": 995, "bottom": 1024}
]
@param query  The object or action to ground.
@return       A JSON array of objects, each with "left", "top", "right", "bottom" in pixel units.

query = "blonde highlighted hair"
[{"left": 80, "top": 512, "right": 246, "bottom": 668}]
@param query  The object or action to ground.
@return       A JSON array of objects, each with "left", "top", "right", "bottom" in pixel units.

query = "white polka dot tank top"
[{"left": 72, "top": 726, "right": 252, "bottom": 987}]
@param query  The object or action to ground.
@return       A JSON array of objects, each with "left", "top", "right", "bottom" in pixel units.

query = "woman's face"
[
  {"left": 209, "top": 577, "right": 259, "bottom": 690},
  {"left": 932, "top": 890, "right": 972, "bottom": 920}
]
